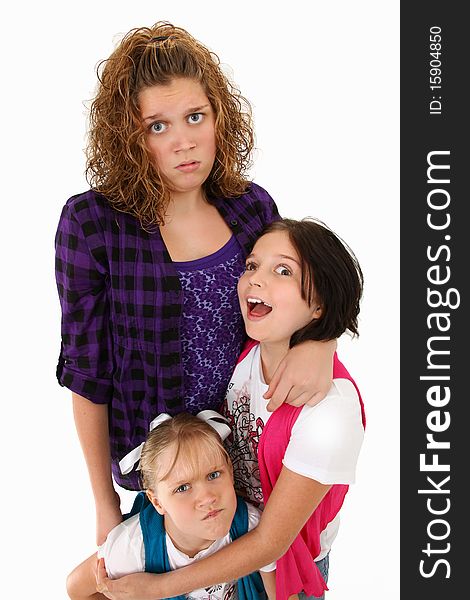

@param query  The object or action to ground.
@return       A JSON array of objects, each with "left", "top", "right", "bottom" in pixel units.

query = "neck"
[
  {"left": 164, "top": 516, "right": 213, "bottom": 558},
  {"left": 259, "top": 340, "right": 291, "bottom": 384},
  {"left": 165, "top": 188, "right": 207, "bottom": 220}
]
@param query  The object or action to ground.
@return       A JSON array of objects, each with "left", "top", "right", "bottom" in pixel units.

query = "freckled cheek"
[
  {"left": 147, "top": 142, "right": 171, "bottom": 172},
  {"left": 201, "top": 126, "right": 217, "bottom": 155}
]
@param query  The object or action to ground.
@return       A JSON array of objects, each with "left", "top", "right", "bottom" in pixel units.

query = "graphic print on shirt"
[
  {"left": 187, "top": 580, "right": 236, "bottom": 600},
  {"left": 223, "top": 382, "right": 265, "bottom": 508}
]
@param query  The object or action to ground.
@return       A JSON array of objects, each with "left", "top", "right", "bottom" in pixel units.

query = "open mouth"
[{"left": 247, "top": 297, "right": 273, "bottom": 318}]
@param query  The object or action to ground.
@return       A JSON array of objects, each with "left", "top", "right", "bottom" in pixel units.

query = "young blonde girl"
[
  {"left": 55, "top": 22, "right": 335, "bottom": 547},
  {"left": 67, "top": 412, "right": 275, "bottom": 600},
  {"left": 96, "top": 219, "right": 365, "bottom": 600}
]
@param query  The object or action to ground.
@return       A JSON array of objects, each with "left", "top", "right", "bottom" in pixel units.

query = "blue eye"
[
  {"left": 175, "top": 483, "right": 190, "bottom": 493},
  {"left": 150, "top": 122, "right": 167, "bottom": 134},
  {"left": 275, "top": 265, "right": 291, "bottom": 276},
  {"left": 208, "top": 471, "right": 221, "bottom": 481},
  {"left": 188, "top": 113, "right": 204, "bottom": 124}
]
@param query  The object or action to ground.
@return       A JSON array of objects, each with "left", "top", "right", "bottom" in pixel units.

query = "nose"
[
  {"left": 248, "top": 271, "right": 264, "bottom": 288},
  {"left": 173, "top": 125, "right": 196, "bottom": 153},
  {"left": 195, "top": 485, "right": 218, "bottom": 510}
]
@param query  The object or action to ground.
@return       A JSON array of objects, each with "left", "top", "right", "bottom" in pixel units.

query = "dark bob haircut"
[{"left": 259, "top": 218, "right": 363, "bottom": 346}]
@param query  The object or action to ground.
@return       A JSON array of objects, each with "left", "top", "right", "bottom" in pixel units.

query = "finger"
[
  {"left": 266, "top": 379, "right": 293, "bottom": 412},
  {"left": 284, "top": 390, "right": 312, "bottom": 407},
  {"left": 305, "top": 391, "right": 328, "bottom": 406}
]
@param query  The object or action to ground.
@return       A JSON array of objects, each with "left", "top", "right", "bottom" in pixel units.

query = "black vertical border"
[{"left": 401, "top": 3, "right": 468, "bottom": 598}]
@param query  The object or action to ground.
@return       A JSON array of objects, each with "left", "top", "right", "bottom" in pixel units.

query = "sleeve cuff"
[{"left": 57, "top": 362, "right": 113, "bottom": 404}]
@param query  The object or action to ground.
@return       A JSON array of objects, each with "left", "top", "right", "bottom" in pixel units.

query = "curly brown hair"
[{"left": 86, "top": 22, "right": 254, "bottom": 229}]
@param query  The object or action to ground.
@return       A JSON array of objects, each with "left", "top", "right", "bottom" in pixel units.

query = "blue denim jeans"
[{"left": 297, "top": 553, "right": 330, "bottom": 600}]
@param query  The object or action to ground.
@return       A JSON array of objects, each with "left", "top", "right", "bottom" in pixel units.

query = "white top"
[
  {"left": 98, "top": 499, "right": 275, "bottom": 600},
  {"left": 224, "top": 344, "right": 364, "bottom": 560}
]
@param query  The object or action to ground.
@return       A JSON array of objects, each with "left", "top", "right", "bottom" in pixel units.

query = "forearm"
[
  {"left": 72, "top": 393, "right": 116, "bottom": 504},
  {"left": 158, "top": 529, "right": 281, "bottom": 596}
]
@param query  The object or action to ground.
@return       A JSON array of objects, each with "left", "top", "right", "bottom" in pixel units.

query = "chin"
[
  {"left": 213, "top": 522, "right": 232, "bottom": 539},
  {"left": 244, "top": 325, "right": 266, "bottom": 343}
]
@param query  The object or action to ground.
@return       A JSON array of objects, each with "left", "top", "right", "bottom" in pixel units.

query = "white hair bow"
[{"left": 119, "top": 410, "right": 231, "bottom": 475}]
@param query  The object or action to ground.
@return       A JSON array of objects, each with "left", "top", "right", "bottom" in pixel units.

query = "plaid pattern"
[{"left": 55, "top": 182, "right": 279, "bottom": 489}]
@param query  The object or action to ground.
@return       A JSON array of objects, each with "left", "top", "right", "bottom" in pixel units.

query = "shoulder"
[
  {"left": 60, "top": 189, "right": 115, "bottom": 227},
  {"left": 245, "top": 182, "right": 274, "bottom": 203},
  {"left": 99, "top": 514, "right": 145, "bottom": 578},
  {"left": 218, "top": 182, "right": 280, "bottom": 221},
  {"left": 102, "top": 513, "right": 143, "bottom": 549},
  {"left": 284, "top": 378, "right": 364, "bottom": 483},
  {"left": 56, "top": 190, "right": 119, "bottom": 265},
  {"left": 295, "top": 378, "right": 362, "bottom": 434},
  {"left": 57, "top": 190, "right": 144, "bottom": 257},
  {"left": 241, "top": 182, "right": 278, "bottom": 212}
]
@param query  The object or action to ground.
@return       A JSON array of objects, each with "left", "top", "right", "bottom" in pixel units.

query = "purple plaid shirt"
[{"left": 55, "top": 182, "right": 279, "bottom": 489}]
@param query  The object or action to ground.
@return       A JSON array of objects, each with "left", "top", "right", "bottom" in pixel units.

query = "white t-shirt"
[
  {"left": 224, "top": 344, "right": 364, "bottom": 560},
  {"left": 98, "top": 499, "right": 275, "bottom": 600}
]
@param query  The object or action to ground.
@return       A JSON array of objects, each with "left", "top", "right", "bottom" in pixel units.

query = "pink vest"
[{"left": 241, "top": 342, "right": 365, "bottom": 600}]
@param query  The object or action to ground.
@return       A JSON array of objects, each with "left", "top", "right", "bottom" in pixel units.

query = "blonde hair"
[
  {"left": 140, "top": 413, "right": 231, "bottom": 491},
  {"left": 86, "top": 21, "right": 254, "bottom": 229}
]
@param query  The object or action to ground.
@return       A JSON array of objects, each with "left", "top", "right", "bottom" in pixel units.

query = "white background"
[{"left": 1, "top": 1, "right": 399, "bottom": 598}]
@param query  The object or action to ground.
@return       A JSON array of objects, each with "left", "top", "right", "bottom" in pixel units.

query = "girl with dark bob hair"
[
  {"left": 262, "top": 218, "right": 363, "bottom": 346},
  {"left": 55, "top": 21, "right": 336, "bottom": 554}
]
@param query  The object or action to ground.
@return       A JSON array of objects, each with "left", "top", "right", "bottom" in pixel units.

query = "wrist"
[{"left": 94, "top": 487, "right": 121, "bottom": 509}]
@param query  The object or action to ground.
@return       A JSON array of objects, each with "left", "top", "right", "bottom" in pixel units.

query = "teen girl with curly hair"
[{"left": 55, "top": 22, "right": 336, "bottom": 551}]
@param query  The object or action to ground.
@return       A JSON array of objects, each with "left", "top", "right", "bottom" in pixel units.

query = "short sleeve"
[
  {"left": 283, "top": 379, "right": 365, "bottom": 484},
  {"left": 98, "top": 514, "right": 145, "bottom": 578},
  {"left": 246, "top": 501, "right": 276, "bottom": 572},
  {"left": 55, "top": 200, "right": 114, "bottom": 403}
]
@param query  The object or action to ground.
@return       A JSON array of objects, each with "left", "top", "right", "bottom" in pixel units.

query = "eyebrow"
[
  {"left": 142, "top": 104, "right": 210, "bottom": 123},
  {"left": 165, "top": 464, "right": 224, "bottom": 487},
  {"left": 246, "top": 253, "right": 300, "bottom": 265}
]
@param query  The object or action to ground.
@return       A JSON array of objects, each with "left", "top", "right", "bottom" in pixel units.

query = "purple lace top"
[{"left": 174, "top": 235, "right": 246, "bottom": 413}]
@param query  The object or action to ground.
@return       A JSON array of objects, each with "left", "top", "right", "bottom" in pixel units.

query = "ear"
[
  {"left": 146, "top": 489, "right": 166, "bottom": 515},
  {"left": 310, "top": 304, "right": 323, "bottom": 320}
]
